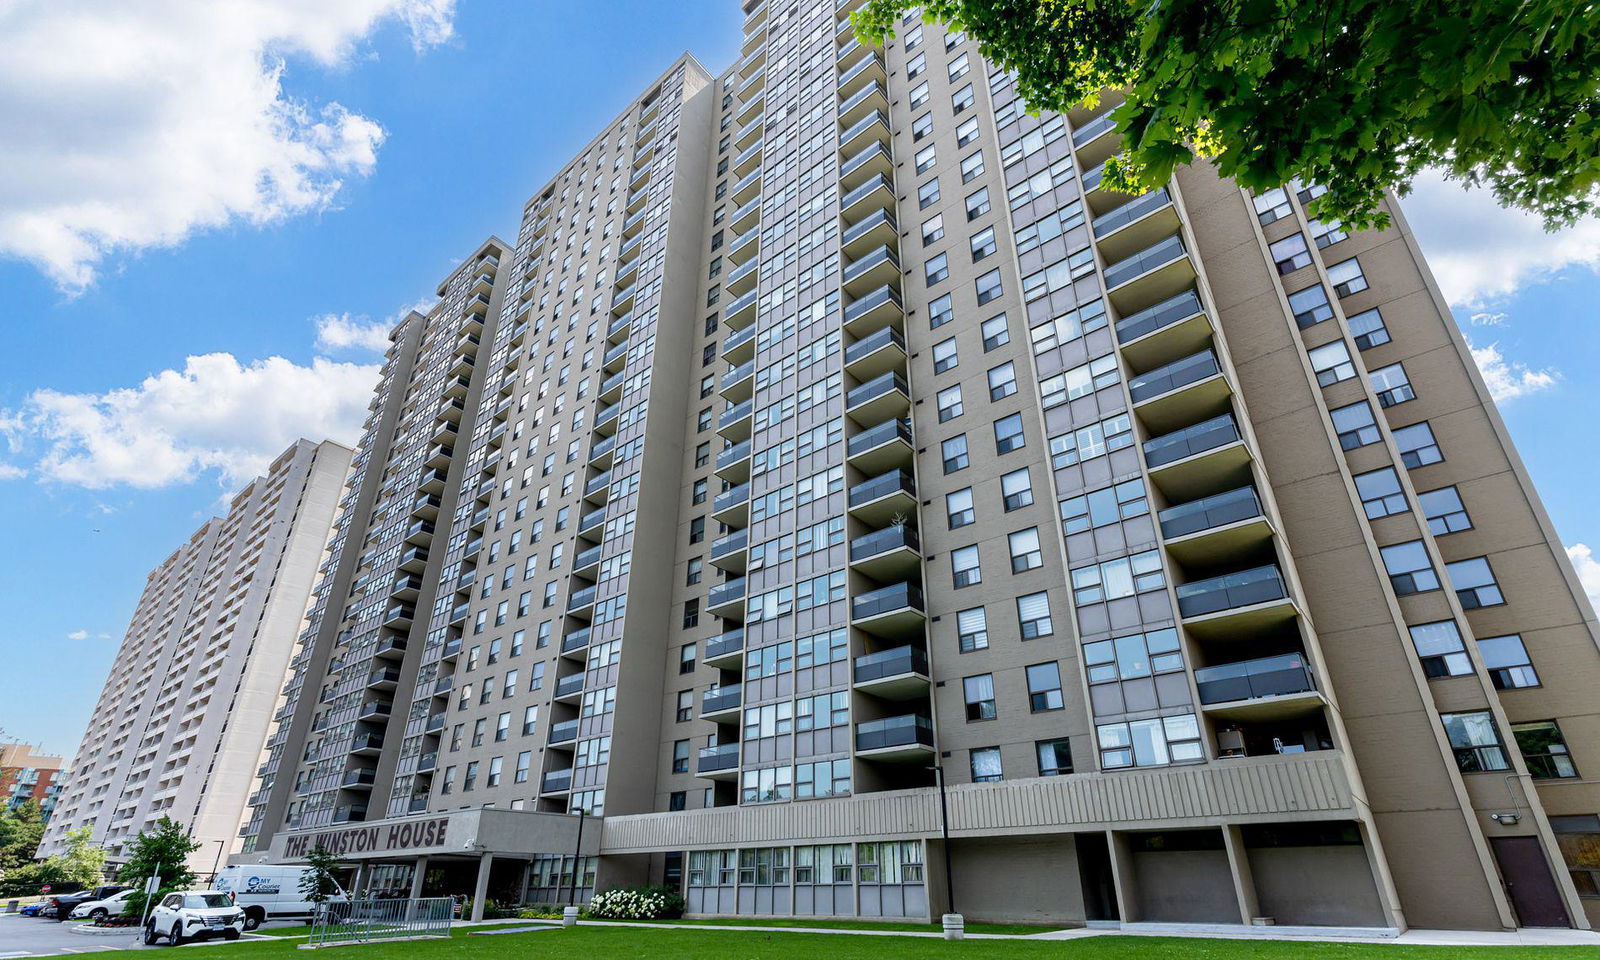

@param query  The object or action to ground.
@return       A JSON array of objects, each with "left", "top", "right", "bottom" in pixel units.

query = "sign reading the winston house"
[{"left": 284, "top": 817, "right": 450, "bottom": 858}]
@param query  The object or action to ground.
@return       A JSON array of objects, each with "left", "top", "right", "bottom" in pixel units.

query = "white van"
[{"left": 214, "top": 864, "right": 347, "bottom": 929}]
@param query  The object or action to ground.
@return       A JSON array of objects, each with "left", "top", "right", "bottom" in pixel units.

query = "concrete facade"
[
  {"left": 40, "top": 439, "right": 353, "bottom": 873},
  {"left": 237, "top": 0, "right": 1600, "bottom": 932}
]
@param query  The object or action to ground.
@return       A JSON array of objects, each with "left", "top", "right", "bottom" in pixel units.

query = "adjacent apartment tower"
[
  {"left": 235, "top": 0, "right": 1600, "bottom": 932},
  {"left": 41, "top": 439, "right": 353, "bottom": 873},
  {"left": 0, "top": 744, "right": 67, "bottom": 820}
]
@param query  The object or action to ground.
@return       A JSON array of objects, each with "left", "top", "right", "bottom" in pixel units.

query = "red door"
[{"left": 1491, "top": 836, "right": 1571, "bottom": 927}]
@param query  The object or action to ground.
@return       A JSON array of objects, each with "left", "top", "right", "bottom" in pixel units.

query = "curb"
[{"left": 66, "top": 923, "right": 142, "bottom": 938}]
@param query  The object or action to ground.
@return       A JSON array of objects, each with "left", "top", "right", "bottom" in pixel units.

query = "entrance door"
[{"left": 1491, "top": 836, "right": 1571, "bottom": 927}]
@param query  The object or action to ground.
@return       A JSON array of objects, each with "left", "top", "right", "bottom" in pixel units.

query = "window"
[
  {"left": 1514, "top": 721, "right": 1578, "bottom": 779},
  {"left": 1050, "top": 413, "right": 1133, "bottom": 467},
  {"left": 695, "top": 442, "right": 710, "bottom": 467},
  {"left": 1327, "top": 258, "right": 1369, "bottom": 297},
  {"left": 1036, "top": 739, "right": 1073, "bottom": 776},
  {"left": 689, "top": 516, "right": 705, "bottom": 544},
  {"left": 957, "top": 606, "right": 988, "bottom": 652},
  {"left": 963, "top": 674, "right": 996, "bottom": 720},
  {"left": 1480, "top": 634, "right": 1539, "bottom": 688},
  {"left": 951, "top": 83, "right": 974, "bottom": 112},
  {"left": 1354, "top": 466, "right": 1409, "bottom": 519},
  {"left": 948, "top": 51, "right": 970, "bottom": 82},
  {"left": 1269, "top": 233, "right": 1312, "bottom": 274},
  {"left": 1017, "top": 592, "right": 1053, "bottom": 638},
  {"left": 1059, "top": 479, "right": 1148, "bottom": 532},
  {"left": 515, "top": 751, "right": 531, "bottom": 784},
  {"left": 668, "top": 791, "right": 687, "bottom": 811},
  {"left": 1288, "top": 284, "right": 1334, "bottom": 327},
  {"left": 929, "top": 293, "right": 954, "bottom": 327},
  {"left": 1253, "top": 188, "right": 1292, "bottom": 224},
  {"left": 975, "top": 268, "right": 1003, "bottom": 305},
  {"left": 1418, "top": 486, "right": 1471, "bottom": 535},
  {"left": 1330, "top": 401, "right": 1381, "bottom": 449},
  {"left": 942, "top": 434, "right": 970, "bottom": 472},
  {"left": 993, "top": 413, "right": 1025, "bottom": 453},
  {"left": 682, "top": 598, "right": 699, "bottom": 629},
  {"left": 937, "top": 384, "right": 964, "bottom": 422},
  {"left": 1347, "top": 308, "right": 1391, "bottom": 349},
  {"left": 912, "top": 112, "right": 933, "bottom": 141},
  {"left": 915, "top": 144, "right": 937, "bottom": 174},
  {"left": 1308, "top": 340, "right": 1357, "bottom": 385},
  {"left": 486, "top": 756, "right": 503, "bottom": 788},
  {"left": 676, "top": 690, "right": 693, "bottom": 722},
  {"left": 969, "top": 746, "right": 1002, "bottom": 783},
  {"left": 1309, "top": 218, "right": 1348, "bottom": 248},
  {"left": 692, "top": 478, "right": 707, "bottom": 505},
  {"left": 1023, "top": 249, "right": 1095, "bottom": 302},
  {"left": 909, "top": 80, "right": 929, "bottom": 109},
  {"left": 522, "top": 705, "right": 539, "bottom": 735},
  {"left": 1552, "top": 815, "right": 1600, "bottom": 896},
  {"left": 952, "top": 544, "right": 982, "bottom": 587},
  {"left": 960, "top": 150, "right": 985, "bottom": 183},
  {"left": 906, "top": 51, "right": 926, "bottom": 78},
  {"left": 1082, "top": 627, "right": 1183, "bottom": 683},
  {"left": 956, "top": 116, "right": 979, "bottom": 147},
  {"left": 946, "top": 488, "right": 975, "bottom": 528},
  {"left": 1038, "top": 354, "right": 1118, "bottom": 407},
  {"left": 1447, "top": 557, "right": 1503, "bottom": 609},
  {"left": 1026, "top": 662, "right": 1064, "bottom": 711},
  {"left": 672, "top": 740, "right": 690, "bottom": 774},
  {"left": 918, "top": 177, "right": 941, "bottom": 209},
  {"left": 1097, "top": 715, "right": 1202, "bottom": 768},
  {"left": 1071, "top": 550, "right": 1165, "bottom": 604},
  {"left": 965, "top": 187, "right": 991, "bottom": 220},
  {"left": 981, "top": 313, "right": 1009, "bottom": 350},
  {"left": 1370, "top": 363, "right": 1416, "bottom": 406},
  {"left": 1394, "top": 421, "right": 1444, "bottom": 468},
  {"left": 925, "top": 252, "right": 949, "bottom": 285},
  {"left": 987, "top": 361, "right": 1016, "bottom": 400},
  {"left": 1409, "top": 620, "right": 1471, "bottom": 678},
  {"left": 679, "top": 643, "right": 696, "bottom": 674},
  {"left": 1441, "top": 710, "right": 1510, "bottom": 771},
  {"left": 970, "top": 226, "right": 997, "bottom": 261},
  {"left": 1381, "top": 540, "right": 1439, "bottom": 595},
  {"left": 1000, "top": 468, "right": 1033, "bottom": 511},
  {"left": 922, "top": 213, "right": 944, "bottom": 245},
  {"left": 1008, "top": 528, "right": 1043, "bottom": 573}
]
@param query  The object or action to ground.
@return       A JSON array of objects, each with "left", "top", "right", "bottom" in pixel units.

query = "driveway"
[{"left": 0, "top": 914, "right": 300, "bottom": 957}]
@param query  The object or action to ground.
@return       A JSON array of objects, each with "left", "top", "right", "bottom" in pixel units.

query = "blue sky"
[{"left": 0, "top": 0, "right": 1595, "bottom": 757}]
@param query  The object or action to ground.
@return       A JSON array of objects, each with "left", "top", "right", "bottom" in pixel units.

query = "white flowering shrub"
[{"left": 583, "top": 885, "right": 686, "bottom": 920}]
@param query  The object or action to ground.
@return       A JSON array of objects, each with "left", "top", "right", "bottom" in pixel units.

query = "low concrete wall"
[
  {"left": 1248, "top": 844, "right": 1385, "bottom": 926},
  {"left": 950, "top": 835, "right": 1086, "bottom": 925},
  {"left": 1133, "top": 849, "right": 1237, "bottom": 923}
]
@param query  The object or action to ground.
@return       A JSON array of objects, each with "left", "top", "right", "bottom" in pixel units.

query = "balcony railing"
[
  {"left": 711, "top": 529, "right": 748, "bottom": 561},
  {"left": 554, "top": 673, "right": 585, "bottom": 699},
  {"left": 843, "top": 284, "right": 901, "bottom": 325},
  {"left": 840, "top": 172, "right": 893, "bottom": 212},
  {"left": 845, "top": 371, "right": 908, "bottom": 410},
  {"left": 849, "top": 469, "right": 914, "bottom": 507},
  {"left": 722, "top": 324, "right": 757, "bottom": 355},
  {"left": 561, "top": 627, "right": 592, "bottom": 654},
  {"left": 717, "top": 440, "right": 751, "bottom": 469},
  {"left": 697, "top": 743, "right": 740, "bottom": 774},
  {"left": 844, "top": 326, "right": 905, "bottom": 366},
  {"left": 1072, "top": 109, "right": 1118, "bottom": 146},
  {"left": 850, "top": 525, "right": 919, "bottom": 561},
  {"left": 842, "top": 208, "right": 896, "bottom": 248},
  {"left": 707, "top": 577, "right": 747, "bottom": 610},
  {"left": 855, "top": 714, "right": 934, "bottom": 751},
  {"left": 1143, "top": 413, "right": 1241, "bottom": 467},
  {"left": 1115, "top": 289, "right": 1204, "bottom": 343},
  {"left": 721, "top": 360, "right": 755, "bottom": 391},
  {"left": 1176, "top": 565, "right": 1288, "bottom": 618},
  {"left": 718, "top": 400, "right": 753, "bottom": 431},
  {"left": 1195, "top": 653, "right": 1315, "bottom": 705},
  {"left": 852, "top": 582, "right": 925, "bottom": 620},
  {"left": 841, "top": 141, "right": 892, "bottom": 182},
  {"left": 843, "top": 244, "right": 899, "bottom": 285},
  {"left": 1104, "top": 235, "right": 1188, "bottom": 290},
  {"left": 1128, "top": 350, "right": 1221, "bottom": 403},
  {"left": 853, "top": 645, "right": 928, "bottom": 684},
  {"left": 847, "top": 417, "right": 912, "bottom": 457},
  {"left": 566, "top": 585, "right": 598, "bottom": 611},
  {"left": 1092, "top": 188, "right": 1172, "bottom": 238},
  {"left": 714, "top": 483, "right": 750, "bottom": 513},
  {"left": 542, "top": 768, "right": 573, "bottom": 792},
  {"left": 705, "top": 629, "right": 744, "bottom": 662},
  {"left": 548, "top": 720, "right": 579, "bottom": 745},
  {"left": 702, "top": 684, "right": 743, "bottom": 715},
  {"left": 1158, "top": 486, "right": 1263, "bottom": 539}
]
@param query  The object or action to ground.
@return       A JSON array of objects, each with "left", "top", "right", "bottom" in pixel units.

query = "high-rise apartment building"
[
  {"left": 1, "top": 743, "right": 67, "bottom": 821},
  {"left": 235, "top": 0, "right": 1600, "bottom": 932},
  {"left": 40, "top": 439, "right": 352, "bottom": 873}
]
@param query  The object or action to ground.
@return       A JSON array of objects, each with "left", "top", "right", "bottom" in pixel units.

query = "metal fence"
[{"left": 306, "top": 897, "right": 453, "bottom": 947}]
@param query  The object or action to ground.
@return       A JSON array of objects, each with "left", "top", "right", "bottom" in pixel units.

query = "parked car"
[
  {"left": 214, "top": 864, "right": 347, "bottom": 929},
  {"left": 19, "top": 901, "right": 47, "bottom": 917},
  {"left": 142, "top": 891, "right": 246, "bottom": 945},
  {"left": 72, "top": 889, "right": 136, "bottom": 921},
  {"left": 49, "top": 884, "right": 126, "bottom": 918}
]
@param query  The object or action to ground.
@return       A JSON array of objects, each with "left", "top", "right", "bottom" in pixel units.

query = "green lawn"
[
  {"left": 578, "top": 916, "right": 1061, "bottom": 935},
  {"left": 78, "top": 922, "right": 1597, "bottom": 960}
]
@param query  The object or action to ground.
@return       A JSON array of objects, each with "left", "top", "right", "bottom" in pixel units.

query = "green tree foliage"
[
  {"left": 58, "top": 827, "right": 108, "bottom": 888},
  {"left": 298, "top": 845, "right": 343, "bottom": 905},
  {"left": 853, "top": 0, "right": 1600, "bottom": 230},
  {"left": 117, "top": 817, "right": 200, "bottom": 917},
  {"left": 0, "top": 800, "right": 45, "bottom": 872}
]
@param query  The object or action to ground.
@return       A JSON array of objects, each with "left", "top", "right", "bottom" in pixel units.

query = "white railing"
[{"left": 306, "top": 897, "right": 453, "bottom": 947}]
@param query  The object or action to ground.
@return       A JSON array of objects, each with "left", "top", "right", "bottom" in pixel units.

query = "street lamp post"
[
  {"left": 930, "top": 764, "right": 954, "bottom": 915},
  {"left": 208, "top": 840, "right": 226, "bottom": 883}
]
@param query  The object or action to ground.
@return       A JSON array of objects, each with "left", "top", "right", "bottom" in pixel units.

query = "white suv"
[
  {"left": 143, "top": 891, "right": 246, "bottom": 945},
  {"left": 71, "top": 889, "right": 135, "bottom": 920}
]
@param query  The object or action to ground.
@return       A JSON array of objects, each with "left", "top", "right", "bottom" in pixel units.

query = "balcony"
[
  {"left": 566, "top": 585, "right": 598, "bottom": 613},
  {"left": 845, "top": 417, "right": 913, "bottom": 475},
  {"left": 1114, "top": 289, "right": 1211, "bottom": 370},
  {"left": 721, "top": 323, "right": 757, "bottom": 365},
  {"left": 1158, "top": 485, "right": 1271, "bottom": 564},
  {"left": 1092, "top": 188, "right": 1180, "bottom": 261},
  {"left": 724, "top": 288, "right": 758, "bottom": 327},
  {"left": 707, "top": 577, "right": 747, "bottom": 619},
  {"left": 843, "top": 325, "right": 906, "bottom": 381},
  {"left": 710, "top": 531, "right": 749, "bottom": 575},
  {"left": 541, "top": 768, "right": 573, "bottom": 793},
  {"left": 1103, "top": 235, "right": 1197, "bottom": 315},
  {"left": 726, "top": 255, "right": 759, "bottom": 298},
  {"left": 1071, "top": 108, "right": 1120, "bottom": 167},
  {"left": 357, "top": 700, "right": 392, "bottom": 722},
  {"left": 588, "top": 434, "right": 616, "bottom": 468},
  {"left": 431, "top": 676, "right": 453, "bottom": 697},
  {"left": 840, "top": 173, "right": 894, "bottom": 219},
  {"left": 443, "top": 374, "right": 471, "bottom": 400},
  {"left": 331, "top": 805, "right": 369, "bottom": 824},
  {"left": 425, "top": 713, "right": 445, "bottom": 733},
  {"left": 390, "top": 574, "right": 422, "bottom": 600},
  {"left": 447, "top": 602, "right": 469, "bottom": 626},
  {"left": 1129, "top": 350, "right": 1229, "bottom": 434},
  {"left": 351, "top": 732, "right": 385, "bottom": 755},
  {"left": 721, "top": 360, "right": 756, "bottom": 402},
  {"left": 1142, "top": 413, "right": 1249, "bottom": 502},
  {"left": 607, "top": 311, "right": 633, "bottom": 342},
  {"left": 341, "top": 768, "right": 376, "bottom": 790},
  {"left": 732, "top": 166, "right": 763, "bottom": 205},
  {"left": 548, "top": 720, "right": 579, "bottom": 745},
  {"left": 733, "top": 138, "right": 763, "bottom": 177},
  {"left": 554, "top": 673, "right": 585, "bottom": 701},
  {"left": 701, "top": 684, "right": 743, "bottom": 720},
  {"left": 853, "top": 645, "right": 930, "bottom": 699},
  {"left": 417, "top": 468, "right": 447, "bottom": 495},
  {"left": 855, "top": 714, "right": 934, "bottom": 760},
  {"left": 366, "top": 667, "right": 400, "bottom": 690},
  {"left": 848, "top": 525, "right": 921, "bottom": 579},
  {"left": 839, "top": 79, "right": 888, "bottom": 126},
  {"left": 842, "top": 284, "right": 903, "bottom": 336},
  {"left": 737, "top": 65, "right": 765, "bottom": 98},
  {"left": 374, "top": 637, "right": 407, "bottom": 660},
  {"left": 838, "top": 52, "right": 885, "bottom": 97},
  {"left": 578, "top": 506, "right": 606, "bottom": 536},
  {"left": 1196, "top": 653, "right": 1322, "bottom": 721},
  {"left": 584, "top": 470, "right": 613, "bottom": 500},
  {"left": 851, "top": 582, "right": 926, "bottom": 636},
  {"left": 574, "top": 544, "right": 603, "bottom": 576},
  {"left": 560, "top": 627, "right": 592, "bottom": 656},
  {"left": 712, "top": 483, "right": 750, "bottom": 527},
  {"left": 704, "top": 629, "right": 745, "bottom": 669},
  {"left": 440, "top": 636, "right": 462, "bottom": 660},
  {"left": 845, "top": 370, "right": 909, "bottom": 425},
  {"left": 696, "top": 743, "right": 740, "bottom": 780},
  {"left": 847, "top": 469, "right": 916, "bottom": 526},
  {"left": 730, "top": 194, "right": 761, "bottom": 232},
  {"left": 727, "top": 225, "right": 760, "bottom": 265},
  {"left": 717, "top": 399, "right": 754, "bottom": 442},
  {"left": 841, "top": 208, "right": 896, "bottom": 256},
  {"left": 599, "top": 370, "right": 625, "bottom": 403},
  {"left": 1177, "top": 565, "right": 1296, "bottom": 637},
  {"left": 715, "top": 440, "right": 752, "bottom": 481},
  {"left": 841, "top": 243, "right": 899, "bottom": 296},
  {"left": 594, "top": 402, "right": 621, "bottom": 436}
]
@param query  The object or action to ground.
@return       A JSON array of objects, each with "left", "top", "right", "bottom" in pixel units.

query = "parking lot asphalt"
[{"left": 0, "top": 913, "right": 300, "bottom": 957}]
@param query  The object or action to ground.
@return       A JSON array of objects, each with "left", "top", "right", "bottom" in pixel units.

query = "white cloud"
[
  {"left": 1400, "top": 170, "right": 1600, "bottom": 307},
  {"left": 1468, "top": 312, "right": 1507, "bottom": 327},
  {"left": 1469, "top": 342, "right": 1559, "bottom": 403},
  {"left": 314, "top": 313, "right": 393, "bottom": 353},
  {"left": 6, "top": 353, "right": 379, "bottom": 490},
  {"left": 1567, "top": 544, "right": 1600, "bottom": 612},
  {"left": 0, "top": 462, "right": 25, "bottom": 481},
  {"left": 0, "top": 0, "right": 456, "bottom": 290},
  {"left": 66, "top": 629, "right": 110, "bottom": 641}
]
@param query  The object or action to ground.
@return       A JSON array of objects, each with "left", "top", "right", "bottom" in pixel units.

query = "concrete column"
[
  {"left": 1106, "top": 830, "right": 1140, "bottom": 924},
  {"left": 471, "top": 852, "right": 494, "bottom": 921},
  {"left": 409, "top": 856, "right": 430, "bottom": 899},
  {"left": 351, "top": 863, "right": 370, "bottom": 898},
  {"left": 1221, "top": 825, "right": 1260, "bottom": 925}
]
